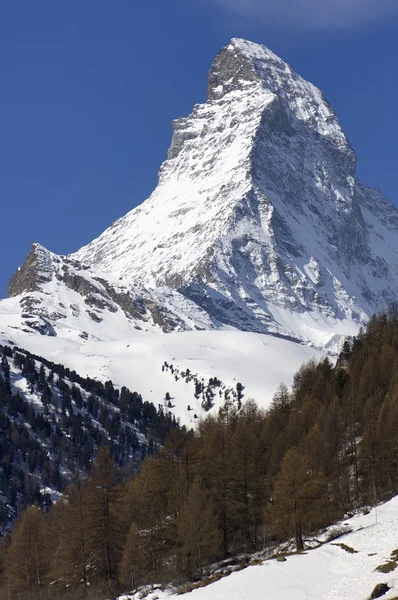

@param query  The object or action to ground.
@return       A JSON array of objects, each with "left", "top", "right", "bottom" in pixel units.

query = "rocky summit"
[{"left": 5, "top": 39, "right": 398, "bottom": 350}]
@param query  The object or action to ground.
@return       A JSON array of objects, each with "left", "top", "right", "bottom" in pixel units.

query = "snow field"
[{"left": 121, "top": 496, "right": 398, "bottom": 600}]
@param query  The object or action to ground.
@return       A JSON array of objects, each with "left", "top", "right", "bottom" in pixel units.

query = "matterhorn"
[{"left": 2, "top": 38, "right": 398, "bottom": 418}]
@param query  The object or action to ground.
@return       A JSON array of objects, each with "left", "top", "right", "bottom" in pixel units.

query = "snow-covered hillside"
[
  {"left": 0, "top": 342, "right": 176, "bottom": 527},
  {"left": 120, "top": 496, "right": 398, "bottom": 600},
  {"left": 0, "top": 295, "right": 323, "bottom": 424}
]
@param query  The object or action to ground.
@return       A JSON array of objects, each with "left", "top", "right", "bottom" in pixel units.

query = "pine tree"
[{"left": 0, "top": 353, "right": 11, "bottom": 396}]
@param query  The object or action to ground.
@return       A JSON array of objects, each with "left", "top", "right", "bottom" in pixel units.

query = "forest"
[
  {"left": 1, "top": 309, "right": 398, "bottom": 599},
  {"left": 0, "top": 345, "right": 178, "bottom": 527}
]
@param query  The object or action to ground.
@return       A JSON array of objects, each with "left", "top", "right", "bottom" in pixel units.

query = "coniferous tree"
[
  {"left": 269, "top": 445, "right": 327, "bottom": 551},
  {"left": 178, "top": 480, "right": 221, "bottom": 579},
  {"left": 229, "top": 400, "right": 265, "bottom": 552},
  {"left": 119, "top": 522, "right": 146, "bottom": 591},
  {"left": 200, "top": 416, "right": 233, "bottom": 557},
  {"left": 5, "top": 506, "right": 50, "bottom": 596},
  {"left": 52, "top": 479, "right": 90, "bottom": 592},
  {"left": 84, "top": 447, "right": 127, "bottom": 590}
]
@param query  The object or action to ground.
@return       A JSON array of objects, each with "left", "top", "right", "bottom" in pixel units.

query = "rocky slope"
[
  {"left": 4, "top": 38, "right": 398, "bottom": 351},
  {"left": 6, "top": 243, "right": 215, "bottom": 341}
]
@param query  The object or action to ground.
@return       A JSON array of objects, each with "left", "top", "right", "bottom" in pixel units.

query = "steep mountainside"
[
  {"left": 71, "top": 38, "right": 398, "bottom": 346},
  {"left": 6, "top": 243, "right": 215, "bottom": 338},
  {"left": 1, "top": 243, "right": 325, "bottom": 426}
]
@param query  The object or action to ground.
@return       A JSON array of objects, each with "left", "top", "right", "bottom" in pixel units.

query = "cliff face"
[
  {"left": 5, "top": 39, "right": 398, "bottom": 349},
  {"left": 8, "top": 244, "right": 53, "bottom": 298}
]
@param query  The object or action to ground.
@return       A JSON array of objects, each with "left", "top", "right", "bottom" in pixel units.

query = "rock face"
[
  {"left": 5, "top": 39, "right": 398, "bottom": 348},
  {"left": 370, "top": 583, "right": 390, "bottom": 599},
  {"left": 6, "top": 244, "right": 215, "bottom": 339},
  {"left": 8, "top": 244, "right": 53, "bottom": 297}
]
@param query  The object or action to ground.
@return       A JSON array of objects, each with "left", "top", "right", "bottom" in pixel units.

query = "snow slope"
[
  {"left": 120, "top": 496, "right": 398, "bottom": 600},
  {"left": 0, "top": 297, "right": 323, "bottom": 424},
  {"left": 1, "top": 244, "right": 324, "bottom": 425}
]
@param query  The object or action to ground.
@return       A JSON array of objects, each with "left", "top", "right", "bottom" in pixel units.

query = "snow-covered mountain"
[
  {"left": 71, "top": 38, "right": 398, "bottom": 346},
  {"left": 2, "top": 38, "right": 398, "bottom": 419},
  {"left": 0, "top": 285, "right": 323, "bottom": 427},
  {"left": 6, "top": 243, "right": 215, "bottom": 338}
]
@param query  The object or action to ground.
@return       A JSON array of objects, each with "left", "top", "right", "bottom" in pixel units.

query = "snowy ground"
[
  {"left": 120, "top": 496, "right": 398, "bottom": 600},
  {"left": 0, "top": 303, "right": 323, "bottom": 424}
]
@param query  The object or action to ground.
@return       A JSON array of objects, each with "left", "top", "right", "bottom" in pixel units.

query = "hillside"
[
  {"left": 2, "top": 311, "right": 398, "bottom": 599},
  {"left": 0, "top": 343, "right": 177, "bottom": 528},
  {"left": 0, "top": 299, "right": 323, "bottom": 425},
  {"left": 121, "top": 497, "right": 398, "bottom": 600}
]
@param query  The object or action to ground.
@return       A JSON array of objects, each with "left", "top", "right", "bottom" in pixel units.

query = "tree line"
[{"left": 2, "top": 309, "right": 398, "bottom": 598}]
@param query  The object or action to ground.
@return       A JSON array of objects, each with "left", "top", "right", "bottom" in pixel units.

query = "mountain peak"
[
  {"left": 208, "top": 38, "right": 352, "bottom": 156},
  {"left": 207, "top": 38, "right": 290, "bottom": 103},
  {"left": 207, "top": 39, "right": 260, "bottom": 101},
  {"left": 229, "top": 38, "right": 289, "bottom": 74}
]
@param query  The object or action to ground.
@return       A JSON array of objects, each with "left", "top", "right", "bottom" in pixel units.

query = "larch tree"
[
  {"left": 200, "top": 416, "right": 234, "bottom": 558},
  {"left": 229, "top": 400, "right": 266, "bottom": 553},
  {"left": 177, "top": 480, "right": 221, "bottom": 579},
  {"left": 5, "top": 506, "right": 50, "bottom": 596},
  {"left": 270, "top": 445, "right": 327, "bottom": 552},
  {"left": 119, "top": 521, "right": 146, "bottom": 591},
  {"left": 84, "top": 447, "right": 127, "bottom": 589},
  {"left": 51, "top": 479, "right": 90, "bottom": 592}
]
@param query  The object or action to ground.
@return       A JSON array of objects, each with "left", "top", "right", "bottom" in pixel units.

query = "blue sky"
[{"left": 1, "top": 0, "right": 398, "bottom": 294}]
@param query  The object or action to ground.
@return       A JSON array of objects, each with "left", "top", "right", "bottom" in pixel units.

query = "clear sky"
[{"left": 1, "top": 0, "right": 398, "bottom": 295}]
